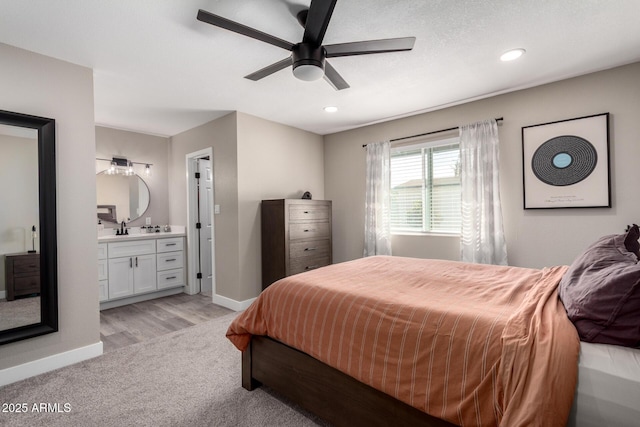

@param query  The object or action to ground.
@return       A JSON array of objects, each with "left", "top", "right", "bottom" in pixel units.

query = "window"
[{"left": 390, "top": 137, "right": 461, "bottom": 234}]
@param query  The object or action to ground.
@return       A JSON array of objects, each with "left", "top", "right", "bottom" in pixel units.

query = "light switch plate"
[{"left": 214, "top": 205, "right": 220, "bottom": 215}]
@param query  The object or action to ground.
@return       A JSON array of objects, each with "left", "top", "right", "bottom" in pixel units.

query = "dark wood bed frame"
[{"left": 242, "top": 335, "right": 457, "bottom": 427}]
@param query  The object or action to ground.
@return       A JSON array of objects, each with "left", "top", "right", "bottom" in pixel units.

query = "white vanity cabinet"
[
  {"left": 107, "top": 240, "right": 157, "bottom": 299},
  {"left": 98, "top": 234, "right": 186, "bottom": 309}
]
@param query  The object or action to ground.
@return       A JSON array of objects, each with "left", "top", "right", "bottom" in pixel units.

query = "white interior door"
[{"left": 197, "top": 158, "right": 213, "bottom": 295}]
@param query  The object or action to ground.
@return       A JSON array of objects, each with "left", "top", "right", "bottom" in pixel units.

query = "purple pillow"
[{"left": 558, "top": 233, "right": 640, "bottom": 347}]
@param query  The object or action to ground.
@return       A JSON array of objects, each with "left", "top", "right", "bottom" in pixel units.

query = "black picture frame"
[
  {"left": 0, "top": 109, "right": 58, "bottom": 345},
  {"left": 522, "top": 113, "right": 610, "bottom": 209}
]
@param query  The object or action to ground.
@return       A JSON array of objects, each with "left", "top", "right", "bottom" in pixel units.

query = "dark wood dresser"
[
  {"left": 261, "top": 199, "right": 332, "bottom": 290},
  {"left": 4, "top": 252, "right": 40, "bottom": 301}
]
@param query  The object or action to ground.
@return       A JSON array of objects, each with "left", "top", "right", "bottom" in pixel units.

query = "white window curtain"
[
  {"left": 364, "top": 141, "right": 392, "bottom": 257},
  {"left": 459, "top": 119, "right": 508, "bottom": 265}
]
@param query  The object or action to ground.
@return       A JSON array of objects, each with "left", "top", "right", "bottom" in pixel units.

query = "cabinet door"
[
  {"left": 133, "top": 253, "right": 157, "bottom": 294},
  {"left": 108, "top": 257, "right": 134, "bottom": 299}
]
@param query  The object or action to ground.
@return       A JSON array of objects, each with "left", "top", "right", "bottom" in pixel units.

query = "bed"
[{"left": 228, "top": 232, "right": 640, "bottom": 426}]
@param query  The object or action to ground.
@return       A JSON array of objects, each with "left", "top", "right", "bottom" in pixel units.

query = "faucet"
[{"left": 118, "top": 220, "right": 128, "bottom": 235}]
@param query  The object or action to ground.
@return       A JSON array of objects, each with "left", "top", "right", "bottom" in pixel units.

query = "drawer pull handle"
[
  {"left": 136, "top": 257, "right": 138, "bottom": 267},
  {"left": 166, "top": 258, "right": 177, "bottom": 262},
  {"left": 130, "top": 258, "right": 133, "bottom": 268},
  {"left": 305, "top": 265, "right": 319, "bottom": 270},
  {"left": 304, "top": 211, "right": 309, "bottom": 214},
  {"left": 166, "top": 276, "right": 177, "bottom": 280},
  {"left": 304, "top": 229, "right": 316, "bottom": 232},
  {"left": 304, "top": 247, "right": 317, "bottom": 251},
  {"left": 166, "top": 243, "right": 177, "bottom": 246}
]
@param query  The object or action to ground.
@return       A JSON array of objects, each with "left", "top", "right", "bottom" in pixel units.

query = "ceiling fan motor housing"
[{"left": 292, "top": 43, "right": 326, "bottom": 80}]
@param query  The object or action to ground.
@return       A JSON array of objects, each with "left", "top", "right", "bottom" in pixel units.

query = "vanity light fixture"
[
  {"left": 500, "top": 48, "right": 526, "bottom": 62},
  {"left": 96, "top": 157, "right": 153, "bottom": 176}
]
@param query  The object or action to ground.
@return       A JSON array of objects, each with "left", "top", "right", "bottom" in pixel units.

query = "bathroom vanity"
[{"left": 98, "top": 232, "right": 186, "bottom": 309}]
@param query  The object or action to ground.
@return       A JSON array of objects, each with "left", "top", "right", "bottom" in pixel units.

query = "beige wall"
[
  {"left": 168, "top": 111, "right": 324, "bottom": 302},
  {"left": 236, "top": 112, "right": 324, "bottom": 300},
  {"left": 95, "top": 126, "right": 170, "bottom": 227},
  {"left": 168, "top": 112, "right": 240, "bottom": 301},
  {"left": 325, "top": 61, "right": 640, "bottom": 269},
  {"left": 0, "top": 43, "right": 99, "bottom": 369}
]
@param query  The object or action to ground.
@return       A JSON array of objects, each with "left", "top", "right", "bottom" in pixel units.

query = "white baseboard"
[
  {"left": 212, "top": 293, "right": 256, "bottom": 311},
  {"left": 0, "top": 342, "right": 103, "bottom": 387}
]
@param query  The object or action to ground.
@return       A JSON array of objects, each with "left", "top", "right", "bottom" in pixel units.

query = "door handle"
[
  {"left": 136, "top": 257, "right": 138, "bottom": 267},
  {"left": 129, "top": 258, "right": 132, "bottom": 268}
]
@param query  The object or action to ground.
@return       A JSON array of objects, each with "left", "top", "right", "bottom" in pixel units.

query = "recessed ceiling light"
[
  {"left": 500, "top": 48, "right": 526, "bottom": 62},
  {"left": 324, "top": 106, "right": 338, "bottom": 113}
]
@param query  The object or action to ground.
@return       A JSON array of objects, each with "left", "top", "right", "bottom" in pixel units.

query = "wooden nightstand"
[{"left": 4, "top": 253, "right": 40, "bottom": 301}]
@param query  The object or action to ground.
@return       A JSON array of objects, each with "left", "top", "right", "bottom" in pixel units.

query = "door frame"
[{"left": 185, "top": 148, "right": 216, "bottom": 296}]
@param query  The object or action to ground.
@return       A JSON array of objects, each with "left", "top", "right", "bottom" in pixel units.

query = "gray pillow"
[{"left": 558, "top": 233, "right": 640, "bottom": 347}]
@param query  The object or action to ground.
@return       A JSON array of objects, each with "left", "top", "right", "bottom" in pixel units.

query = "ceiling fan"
[{"left": 196, "top": 0, "right": 416, "bottom": 90}]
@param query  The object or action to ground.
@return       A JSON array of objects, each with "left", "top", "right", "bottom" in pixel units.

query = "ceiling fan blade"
[
  {"left": 323, "top": 61, "right": 349, "bottom": 91},
  {"left": 324, "top": 37, "right": 416, "bottom": 57},
  {"left": 197, "top": 9, "right": 294, "bottom": 51},
  {"left": 244, "top": 57, "right": 293, "bottom": 81},
  {"left": 302, "top": 0, "right": 337, "bottom": 46}
]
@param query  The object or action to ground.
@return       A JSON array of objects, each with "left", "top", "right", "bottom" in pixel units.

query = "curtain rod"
[{"left": 362, "top": 117, "right": 503, "bottom": 147}]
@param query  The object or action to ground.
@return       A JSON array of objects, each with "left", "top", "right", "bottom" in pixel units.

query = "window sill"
[{"left": 391, "top": 231, "right": 460, "bottom": 237}]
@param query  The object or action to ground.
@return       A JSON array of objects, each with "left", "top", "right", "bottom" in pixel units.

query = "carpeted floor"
[{"left": 0, "top": 313, "right": 329, "bottom": 427}]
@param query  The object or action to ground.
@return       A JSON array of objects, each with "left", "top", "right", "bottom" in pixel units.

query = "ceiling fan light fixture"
[
  {"left": 292, "top": 43, "right": 326, "bottom": 81},
  {"left": 293, "top": 64, "right": 325, "bottom": 81}
]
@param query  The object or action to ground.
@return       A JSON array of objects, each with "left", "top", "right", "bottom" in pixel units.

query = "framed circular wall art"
[{"left": 522, "top": 113, "right": 610, "bottom": 209}]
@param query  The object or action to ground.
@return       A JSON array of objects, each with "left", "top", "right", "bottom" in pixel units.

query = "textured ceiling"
[{"left": 1, "top": 0, "right": 639, "bottom": 136}]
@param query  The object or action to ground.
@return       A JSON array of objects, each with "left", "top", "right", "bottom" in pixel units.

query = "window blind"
[{"left": 390, "top": 141, "right": 461, "bottom": 233}]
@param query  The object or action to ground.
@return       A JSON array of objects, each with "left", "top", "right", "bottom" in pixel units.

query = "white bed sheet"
[{"left": 567, "top": 342, "right": 640, "bottom": 427}]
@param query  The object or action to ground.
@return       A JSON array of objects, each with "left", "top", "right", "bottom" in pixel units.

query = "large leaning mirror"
[
  {"left": 0, "top": 109, "right": 57, "bottom": 346},
  {"left": 96, "top": 172, "right": 150, "bottom": 223}
]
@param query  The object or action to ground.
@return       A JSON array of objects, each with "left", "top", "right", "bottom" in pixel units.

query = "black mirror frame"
[{"left": 0, "top": 109, "right": 58, "bottom": 345}]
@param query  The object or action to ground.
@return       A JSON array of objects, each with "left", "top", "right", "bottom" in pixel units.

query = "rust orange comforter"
[{"left": 227, "top": 256, "right": 579, "bottom": 427}]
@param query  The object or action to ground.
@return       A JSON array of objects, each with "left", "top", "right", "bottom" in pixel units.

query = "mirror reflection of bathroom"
[{"left": 0, "top": 123, "right": 41, "bottom": 332}]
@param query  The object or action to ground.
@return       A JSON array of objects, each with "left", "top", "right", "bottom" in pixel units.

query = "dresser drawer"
[
  {"left": 98, "top": 259, "right": 108, "bottom": 281},
  {"left": 108, "top": 239, "right": 156, "bottom": 258},
  {"left": 290, "top": 239, "right": 331, "bottom": 259},
  {"left": 290, "top": 222, "right": 330, "bottom": 240},
  {"left": 157, "top": 237, "right": 184, "bottom": 253},
  {"left": 98, "top": 243, "right": 108, "bottom": 260},
  {"left": 14, "top": 258, "right": 40, "bottom": 274},
  {"left": 14, "top": 275, "right": 40, "bottom": 293},
  {"left": 99, "top": 280, "right": 109, "bottom": 302},
  {"left": 289, "top": 205, "right": 330, "bottom": 221},
  {"left": 157, "top": 251, "right": 184, "bottom": 271},
  {"left": 289, "top": 256, "right": 330, "bottom": 275},
  {"left": 157, "top": 268, "right": 184, "bottom": 289}
]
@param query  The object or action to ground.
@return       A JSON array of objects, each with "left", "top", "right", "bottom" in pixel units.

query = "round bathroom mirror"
[{"left": 96, "top": 171, "right": 150, "bottom": 223}]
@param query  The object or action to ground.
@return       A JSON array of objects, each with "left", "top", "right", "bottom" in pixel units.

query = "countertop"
[{"left": 98, "top": 230, "right": 186, "bottom": 243}]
